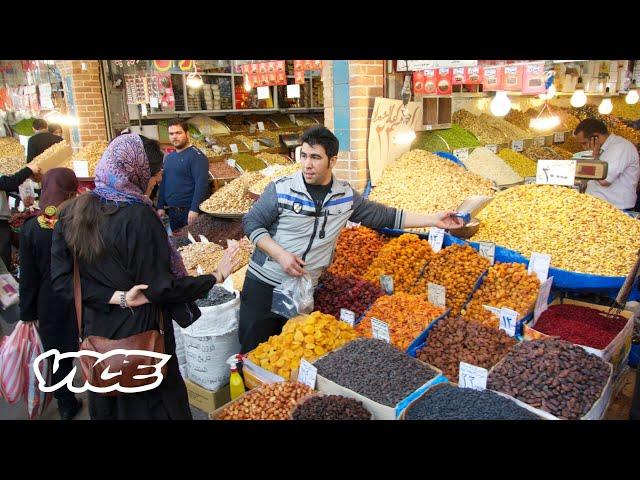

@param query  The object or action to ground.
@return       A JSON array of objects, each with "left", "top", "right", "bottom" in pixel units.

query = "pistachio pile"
[
  {"left": 200, "top": 171, "right": 263, "bottom": 214},
  {"left": 248, "top": 163, "right": 300, "bottom": 196},
  {"left": 453, "top": 109, "right": 508, "bottom": 144}
]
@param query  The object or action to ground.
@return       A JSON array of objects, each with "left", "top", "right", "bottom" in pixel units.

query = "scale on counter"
[{"left": 571, "top": 151, "right": 608, "bottom": 180}]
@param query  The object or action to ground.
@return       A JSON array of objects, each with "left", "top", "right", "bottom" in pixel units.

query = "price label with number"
[
  {"left": 499, "top": 307, "right": 519, "bottom": 337},
  {"left": 536, "top": 160, "right": 576, "bottom": 186},
  {"left": 199, "top": 235, "right": 210, "bottom": 244},
  {"left": 72, "top": 161, "right": 89, "bottom": 178},
  {"left": 528, "top": 252, "right": 551, "bottom": 282},
  {"left": 196, "top": 264, "right": 204, "bottom": 275},
  {"left": 380, "top": 275, "right": 394, "bottom": 294},
  {"left": 554, "top": 131, "right": 565, "bottom": 143},
  {"left": 425, "top": 124, "right": 433, "bottom": 131},
  {"left": 297, "top": 359, "right": 317, "bottom": 389},
  {"left": 512, "top": 140, "right": 524, "bottom": 152},
  {"left": 187, "top": 232, "right": 197, "bottom": 244},
  {"left": 427, "top": 283, "right": 446, "bottom": 308},
  {"left": 428, "top": 227, "right": 445, "bottom": 253},
  {"left": 257, "top": 121, "right": 265, "bottom": 131},
  {"left": 458, "top": 362, "right": 488, "bottom": 391},
  {"left": 371, "top": 318, "right": 390, "bottom": 343},
  {"left": 140, "top": 104, "right": 148, "bottom": 117},
  {"left": 227, "top": 158, "right": 237, "bottom": 168},
  {"left": 535, "top": 136, "right": 546, "bottom": 146},
  {"left": 230, "top": 144, "right": 239, "bottom": 154},
  {"left": 340, "top": 308, "right": 356, "bottom": 327},
  {"left": 483, "top": 305, "right": 502, "bottom": 317},
  {"left": 486, "top": 144, "right": 498, "bottom": 154},
  {"left": 477, "top": 241, "right": 495, "bottom": 265},
  {"left": 252, "top": 141, "right": 261, "bottom": 153},
  {"left": 453, "top": 148, "right": 469, "bottom": 161},
  {"left": 533, "top": 276, "right": 554, "bottom": 322},
  {"left": 150, "top": 97, "right": 159, "bottom": 109}
]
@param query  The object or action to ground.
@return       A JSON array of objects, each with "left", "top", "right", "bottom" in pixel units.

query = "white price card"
[
  {"left": 340, "top": 308, "right": 356, "bottom": 327},
  {"left": 198, "top": 235, "right": 210, "bottom": 244},
  {"left": 72, "top": 161, "right": 89, "bottom": 178},
  {"left": 257, "top": 121, "right": 265, "bottom": 131},
  {"left": 534, "top": 136, "right": 546, "bottom": 146},
  {"left": 230, "top": 143, "right": 239, "bottom": 154},
  {"left": 499, "top": 307, "right": 519, "bottom": 337},
  {"left": 150, "top": 97, "right": 159, "bottom": 109},
  {"left": 252, "top": 141, "right": 261, "bottom": 153},
  {"left": 380, "top": 275, "right": 394, "bottom": 294},
  {"left": 458, "top": 362, "right": 488, "bottom": 391},
  {"left": 528, "top": 252, "right": 551, "bottom": 283},
  {"left": 428, "top": 227, "right": 445, "bottom": 253},
  {"left": 486, "top": 144, "right": 498, "bottom": 154},
  {"left": 227, "top": 158, "right": 237, "bottom": 168},
  {"left": 554, "top": 131, "right": 565, "bottom": 143},
  {"left": 289, "top": 114, "right": 296, "bottom": 123},
  {"left": 511, "top": 140, "right": 524, "bottom": 152},
  {"left": 453, "top": 148, "right": 469, "bottom": 161},
  {"left": 286, "top": 84, "right": 301, "bottom": 99},
  {"left": 536, "top": 160, "right": 577, "bottom": 186},
  {"left": 256, "top": 87, "right": 270, "bottom": 100},
  {"left": 196, "top": 264, "right": 204, "bottom": 275},
  {"left": 533, "top": 276, "right": 554, "bottom": 323},
  {"left": 140, "top": 104, "right": 148, "bottom": 117},
  {"left": 187, "top": 232, "right": 197, "bottom": 244},
  {"left": 478, "top": 241, "right": 495, "bottom": 265},
  {"left": 297, "top": 359, "right": 318, "bottom": 389},
  {"left": 425, "top": 124, "right": 433, "bottom": 131},
  {"left": 371, "top": 318, "right": 390, "bottom": 343},
  {"left": 483, "top": 305, "right": 502, "bottom": 317},
  {"left": 427, "top": 283, "right": 446, "bottom": 308}
]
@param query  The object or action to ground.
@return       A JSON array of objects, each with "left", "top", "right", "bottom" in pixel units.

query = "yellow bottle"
[{"left": 229, "top": 357, "right": 245, "bottom": 400}]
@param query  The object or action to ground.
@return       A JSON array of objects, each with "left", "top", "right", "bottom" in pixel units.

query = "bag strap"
[{"left": 73, "top": 253, "right": 82, "bottom": 342}]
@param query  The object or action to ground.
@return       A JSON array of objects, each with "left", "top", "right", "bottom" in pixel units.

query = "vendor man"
[
  {"left": 573, "top": 118, "right": 639, "bottom": 211},
  {"left": 239, "top": 125, "right": 464, "bottom": 353},
  {"left": 157, "top": 118, "right": 210, "bottom": 231},
  {"left": 26, "top": 118, "right": 63, "bottom": 162}
]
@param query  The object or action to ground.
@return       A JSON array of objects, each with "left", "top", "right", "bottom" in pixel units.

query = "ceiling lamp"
[
  {"left": 626, "top": 81, "right": 639, "bottom": 105},
  {"left": 598, "top": 87, "right": 613, "bottom": 114},
  {"left": 243, "top": 74, "right": 252, "bottom": 92},
  {"left": 490, "top": 91, "right": 511, "bottom": 117},
  {"left": 186, "top": 67, "right": 203, "bottom": 89},
  {"left": 43, "top": 110, "right": 79, "bottom": 127},
  {"left": 570, "top": 76, "right": 587, "bottom": 108},
  {"left": 529, "top": 102, "right": 561, "bottom": 131}
]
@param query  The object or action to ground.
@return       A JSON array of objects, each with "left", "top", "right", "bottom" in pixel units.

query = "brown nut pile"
[
  {"left": 0, "top": 156, "right": 26, "bottom": 176},
  {"left": 416, "top": 317, "right": 516, "bottom": 379},
  {"left": 504, "top": 109, "right": 534, "bottom": 134},
  {"left": 217, "top": 382, "right": 314, "bottom": 420},
  {"left": 453, "top": 109, "right": 508, "bottom": 144},
  {"left": 291, "top": 394, "right": 372, "bottom": 420},
  {"left": 478, "top": 113, "right": 530, "bottom": 141},
  {"left": 200, "top": 171, "right": 262, "bottom": 214},
  {"left": 462, "top": 262, "right": 540, "bottom": 329},
  {"left": 65, "top": 140, "right": 110, "bottom": 176},
  {"left": 550, "top": 145, "right": 575, "bottom": 159},
  {"left": 178, "top": 242, "right": 224, "bottom": 276},
  {"left": 522, "top": 145, "right": 563, "bottom": 160},
  {"left": 409, "top": 244, "right": 489, "bottom": 316},
  {"left": 32, "top": 141, "right": 71, "bottom": 167},
  {"left": 257, "top": 153, "right": 292, "bottom": 166},
  {"left": 0, "top": 139, "right": 25, "bottom": 175},
  {"left": 248, "top": 163, "right": 301, "bottom": 196},
  {"left": 487, "top": 338, "right": 611, "bottom": 419},
  {"left": 558, "top": 134, "right": 586, "bottom": 154},
  {"left": 209, "top": 161, "right": 241, "bottom": 179}
]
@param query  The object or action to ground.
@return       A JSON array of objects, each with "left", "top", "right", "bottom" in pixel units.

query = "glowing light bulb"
[
  {"left": 490, "top": 91, "right": 511, "bottom": 117},
  {"left": 626, "top": 85, "right": 639, "bottom": 105},
  {"left": 570, "top": 88, "right": 587, "bottom": 108},
  {"left": 393, "top": 127, "right": 416, "bottom": 145},
  {"left": 186, "top": 73, "right": 203, "bottom": 89},
  {"left": 530, "top": 115, "right": 561, "bottom": 131},
  {"left": 244, "top": 74, "right": 252, "bottom": 92}
]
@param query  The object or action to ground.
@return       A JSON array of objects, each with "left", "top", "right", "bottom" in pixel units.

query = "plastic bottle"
[{"left": 228, "top": 354, "right": 246, "bottom": 400}]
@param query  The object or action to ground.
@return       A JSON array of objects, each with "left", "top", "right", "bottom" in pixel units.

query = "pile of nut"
[
  {"left": 559, "top": 134, "right": 587, "bottom": 154},
  {"left": 209, "top": 161, "right": 240, "bottom": 179},
  {"left": 291, "top": 394, "right": 372, "bottom": 420},
  {"left": 231, "top": 265, "right": 248, "bottom": 292},
  {"left": 231, "top": 153, "right": 267, "bottom": 172},
  {"left": 409, "top": 244, "right": 489, "bottom": 316},
  {"left": 217, "top": 382, "right": 314, "bottom": 420},
  {"left": 497, "top": 149, "right": 538, "bottom": 178},
  {"left": 462, "top": 262, "right": 540, "bottom": 329},
  {"left": 0, "top": 156, "right": 26, "bottom": 176},
  {"left": 364, "top": 233, "right": 434, "bottom": 293},
  {"left": 487, "top": 339, "right": 611, "bottom": 419},
  {"left": 257, "top": 153, "right": 292, "bottom": 166},
  {"left": 327, "top": 226, "right": 388, "bottom": 279},
  {"left": 32, "top": 141, "right": 71, "bottom": 167},
  {"left": 472, "top": 184, "right": 640, "bottom": 276},
  {"left": 522, "top": 145, "right": 563, "bottom": 160},
  {"left": 504, "top": 109, "right": 534, "bottom": 134},
  {"left": 453, "top": 109, "right": 508, "bottom": 144},
  {"left": 416, "top": 317, "right": 517, "bottom": 379},
  {"left": 314, "top": 338, "right": 439, "bottom": 407},
  {"left": 200, "top": 171, "right": 262, "bottom": 214},
  {"left": 550, "top": 145, "right": 575, "bottom": 159},
  {"left": 65, "top": 140, "right": 109, "bottom": 176},
  {"left": 412, "top": 124, "right": 480, "bottom": 152},
  {"left": 462, "top": 147, "right": 523, "bottom": 186},
  {"left": 0, "top": 139, "right": 25, "bottom": 175},
  {"left": 369, "top": 150, "right": 494, "bottom": 216},
  {"left": 195, "top": 286, "right": 237, "bottom": 307},
  {"left": 356, "top": 292, "right": 445, "bottom": 351},
  {"left": 173, "top": 216, "right": 245, "bottom": 246},
  {"left": 178, "top": 242, "right": 224, "bottom": 276},
  {"left": 248, "top": 311, "right": 359, "bottom": 380},
  {"left": 248, "top": 163, "right": 300, "bottom": 196},
  {"left": 478, "top": 113, "right": 530, "bottom": 141},
  {"left": 314, "top": 272, "right": 385, "bottom": 319}
]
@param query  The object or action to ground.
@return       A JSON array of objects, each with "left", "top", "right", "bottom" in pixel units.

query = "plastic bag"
[
  {"left": 271, "top": 273, "right": 314, "bottom": 318},
  {"left": 0, "top": 320, "right": 29, "bottom": 403},
  {"left": 25, "top": 324, "right": 52, "bottom": 419}
]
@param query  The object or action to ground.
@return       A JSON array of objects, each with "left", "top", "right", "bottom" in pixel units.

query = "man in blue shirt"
[{"left": 157, "top": 118, "right": 210, "bottom": 231}]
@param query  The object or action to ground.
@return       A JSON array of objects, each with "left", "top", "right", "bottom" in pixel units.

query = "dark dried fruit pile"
[
  {"left": 404, "top": 383, "right": 540, "bottom": 420},
  {"left": 173, "top": 215, "right": 245, "bottom": 246},
  {"left": 292, "top": 395, "right": 372, "bottom": 420},
  {"left": 314, "top": 273, "right": 385, "bottom": 318},
  {"left": 314, "top": 338, "right": 439, "bottom": 407},
  {"left": 416, "top": 317, "right": 517, "bottom": 379},
  {"left": 487, "top": 339, "right": 610, "bottom": 419},
  {"left": 196, "top": 286, "right": 237, "bottom": 307}
]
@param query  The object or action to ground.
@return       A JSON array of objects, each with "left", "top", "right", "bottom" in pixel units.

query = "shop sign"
[{"left": 478, "top": 241, "right": 496, "bottom": 265}]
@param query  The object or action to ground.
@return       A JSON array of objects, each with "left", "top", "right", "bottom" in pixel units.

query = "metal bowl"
[{"left": 448, "top": 218, "right": 480, "bottom": 239}]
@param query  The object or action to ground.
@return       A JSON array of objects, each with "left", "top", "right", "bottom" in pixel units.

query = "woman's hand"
[
  {"left": 214, "top": 244, "right": 241, "bottom": 282},
  {"left": 126, "top": 285, "right": 150, "bottom": 307}
]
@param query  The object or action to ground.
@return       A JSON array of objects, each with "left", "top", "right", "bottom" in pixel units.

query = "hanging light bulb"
[
  {"left": 393, "top": 125, "right": 416, "bottom": 145},
  {"left": 490, "top": 91, "right": 511, "bottom": 117},
  {"left": 626, "top": 82, "right": 639, "bottom": 105},
  {"left": 570, "top": 77, "right": 587, "bottom": 108},
  {"left": 529, "top": 102, "right": 561, "bottom": 132},
  {"left": 243, "top": 74, "right": 251, "bottom": 92},
  {"left": 598, "top": 87, "right": 613, "bottom": 114},
  {"left": 186, "top": 70, "right": 203, "bottom": 89}
]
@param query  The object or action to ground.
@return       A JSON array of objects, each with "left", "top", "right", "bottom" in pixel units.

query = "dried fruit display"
[
  {"left": 179, "top": 237, "right": 252, "bottom": 276},
  {"left": 415, "top": 317, "right": 516, "bottom": 379},
  {"left": 209, "top": 161, "right": 241, "bottom": 179},
  {"left": 229, "top": 153, "right": 266, "bottom": 172},
  {"left": 478, "top": 113, "right": 530, "bottom": 141},
  {"left": 256, "top": 152, "right": 292, "bottom": 166},
  {"left": 550, "top": 145, "right": 575, "bottom": 159},
  {"left": 173, "top": 215, "right": 245, "bottom": 246},
  {"left": 200, "top": 171, "right": 262, "bottom": 214},
  {"left": 610, "top": 97, "right": 640, "bottom": 121},
  {"left": 356, "top": 293, "right": 445, "bottom": 351},
  {"left": 364, "top": 234, "right": 434, "bottom": 292},
  {"left": 369, "top": 150, "right": 494, "bottom": 217},
  {"left": 472, "top": 184, "right": 640, "bottom": 276},
  {"left": 327, "top": 226, "right": 387, "bottom": 279},
  {"left": 409, "top": 244, "right": 489, "bottom": 316},
  {"left": 610, "top": 123, "right": 640, "bottom": 145},
  {"left": 313, "top": 338, "right": 439, "bottom": 407},
  {"left": 32, "top": 141, "right": 71, "bottom": 168},
  {"left": 522, "top": 145, "right": 563, "bottom": 160},
  {"left": 248, "top": 163, "right": 300, "bottom": 196},
  {"left": 291, "top": 394, "right": 372, "bottom": 420},
  {"left": 504, "top": 109, "right": 534, "bottom": 133},
  {"left": 412, "top": 124, "right": 480, "bottom": 152},
  {"left": 462, "top": 147, "right": 523, "bottom": 186},
  {"left": 461, "top": 262, "right": 540, "bottom": 329},
  {"left": 195, "top": 285, "right": 237, "bottom": 307},
  {"left": 231, "top": 265, "right": 248, "bottom": 291},
  {"left": 558, "top": 134, "right": 586, "bottom": 154},
  {"left": 487, "top": 339, "right": 610, "bottom": 419},
  {"left": 217, "top": 382, "right": 314, "bottom": 420},
  {"left": 453, "top": 109, "right": 508, "bottom": 144},
  {"left": 0, "top": 156, "right": 26, "bottom": 176},
  {"left": 497, "top": 149, "right": 538, "bottom": 178},
  {"left": 314, "top": 273, "right": 385, "bottom": 319},
  {"left": 556, "top": 109, "right": 580, "bottom": 131}
]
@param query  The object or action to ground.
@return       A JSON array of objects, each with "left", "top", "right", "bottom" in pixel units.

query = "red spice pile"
[{"left": 534, "top": 304, "right": 628, "bottom": 350}]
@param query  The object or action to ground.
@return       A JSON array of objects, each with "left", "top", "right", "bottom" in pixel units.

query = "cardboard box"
[{"left": 184, "top": 378, "right": 231, "bottom": 413}]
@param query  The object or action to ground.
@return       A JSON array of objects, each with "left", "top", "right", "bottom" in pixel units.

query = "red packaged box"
[
  {"left": 251, "top": 63, "right": 258, "bottom": 74},
  {"left": 482, "top": 66, "right": 503, "bottom": 91},
  {"left": 277, "top": 61, "right": 285, "bottom": 72},
  {"left": 423, "top": 69, "right": 437, "bottom": 94},
  {"left": 294, "top": 60, "right": 304, "bottom": 71},
  {"left": 412, "top": 71, "right": 425, "bottom": 94},
  {"left": 503, "top": 65, "right": 523, "bottom": 91},
  {"left": 269, "top": 72, "right": 277, "bottom": 84},
  {"left": 259, "top": 63, "right": 267, "bottom": 74},
  {"left": 242, "top": 64, "right": 249, "bottom": 74},
  {"left": 522, "top": 63, "right": 546, "bottom": 94},
  {"left": 313, "top": 60, "right": 323, "bottom": 70},
  {"left": 436, "top": 67, "right": 452, "bottom": 95},
  {"left": 452, "top": 67, "right": 466, "bottom": 85},
  {"left": 304, "top": 60, "right": 313, "bottom": 70},
  {"left": 466, "top": 66, "right": 483, "bottom": 84},
  {"left": 250, "top": 74, "right": 259, "bottom": 88},
  {"left": 277, "top": 71, "right": 286, "bottom": 85},
  {"left": 268, "top": 62, "right": 276, "bottom": 73},
  {"left": 295, "top": 71, "right": 305, "bottom": 84}
]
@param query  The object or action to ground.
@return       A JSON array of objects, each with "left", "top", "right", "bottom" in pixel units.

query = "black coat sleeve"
[
  {"left": 0, "top": 167, "right": 32, "bottom": 192},
  {"left": 18, "top": 220, "right": 39, "bottom": 322}
]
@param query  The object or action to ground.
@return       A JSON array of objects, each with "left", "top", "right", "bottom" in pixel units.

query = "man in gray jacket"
[{"left": 240, "top": 125, "right": 462, "bottom": 353}]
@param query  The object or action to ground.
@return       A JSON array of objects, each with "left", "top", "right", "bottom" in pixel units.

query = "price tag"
[
  {"left": 483, "top": 305, "right": 502, "bottom": 317},
  {"left": 340, "top": 308, "right": 356, "bottom": 327},
  {"left": 371, "top": 318, "right": 390, "bottom": 343},
  {"left": 478, "top": 241, "right": 495, "bottom": 265},
  {"left": 554, "top": 131, "right": 565, "bottom": 143},
  {"left": 524, "top": 176, "right": 537, "bottom": 185},
  {"left": 140, "top": 104, "right": 148, "bottom": 117},
  {"left": 230, "top": 143, "right": 239, "bottom": 154},
  {"left": 72, "top": 160, "right": 89, "bottom": 178},
  {"left": 257, "top": 121, "right": 265, "bottom": 131},
  {"left": 534, "top": 136, "right": 546, "bottom": 146},
  {"left": 256, "top": 87, "right": 270, "bottom": 100},
  {"left": 428, "top": 227, "right": 445, "bottom": 253},
  {"left": 227, "top": 158, "right": 237, "bottom": 168},
  {"left": 289, "top": 114, "right": 296, "bottom": 123},
  {"left": 380, "top": 275, "right": 394, "bottom": 294},
  {"left": 427, "top": 283, "right": 446, "bottom": 308},
  {"left": 511, "top": 140, "right": 524, "bottom": 152},
  {"left": 458, "top": 362, "right": 488, "bottom": 391},
  {"left": 425, "top": 124, "right": 433, "bottom": 131},
  {"left": 187, "top": 232, "right": 197, "bottom": 244},
  {"left": 533, "top": 276, "right": 554, "bottom": 323},
  {"left": 297, "top": 359, "right": 318, "bottom": 389},
  {"left": 196, "top": 264, "right": 204, "bottom": 275},
  {"left": 486, "top": 144, "right": 498, "bottom": 154},
  {"left": 453, "top": 148, "right": 469, "bottom": 161},
  {"left": 150, "top": 97, "right": 159, "bottom": 109},
  {"left": 528, "top": 252, "right": 551, "bottom": 283},
  {"left": 536, "top": 160, "right": 576, "bottom": 186},
  {"left": 499, "top": 307, "right": 519, "bottom": 337},
  {"left": 252, "top": 141, "right": 261, "bottom": 153},
  {"left": 199, "top": 235, "right": 210, "bottom": 244}
]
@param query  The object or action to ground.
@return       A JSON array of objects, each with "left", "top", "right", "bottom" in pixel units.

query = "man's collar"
[
  {"left": 600, "top": 134, "right": 614, "bottom": 151},
  {"left": 290, "top": 171, "right": 348, "bottom": 197}
]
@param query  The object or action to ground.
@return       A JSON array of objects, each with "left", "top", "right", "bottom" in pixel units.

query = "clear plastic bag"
[{"left": 271, "top": 273, "right": 314, "bottom": 319}]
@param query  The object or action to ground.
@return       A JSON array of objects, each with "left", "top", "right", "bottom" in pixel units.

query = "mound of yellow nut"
[{"left": 248, "top": 311, "right": 359, "bottom": 380}]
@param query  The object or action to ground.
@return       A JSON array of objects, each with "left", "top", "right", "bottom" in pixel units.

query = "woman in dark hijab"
[{"left": 19, "top": 167, "right": 82, "bottom": 420}]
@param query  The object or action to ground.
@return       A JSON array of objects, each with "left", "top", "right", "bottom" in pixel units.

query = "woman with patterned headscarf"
[
  {"left": 20, "top": 167, "right": 82, "bottom": 420},
  {"left": 50, "top": 134, "right": 240, "bottom": 420}
]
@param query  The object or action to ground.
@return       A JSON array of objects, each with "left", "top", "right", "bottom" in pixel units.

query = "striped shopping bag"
[{"left": 0, "top": 321, "right": 29, "bottom": 404}]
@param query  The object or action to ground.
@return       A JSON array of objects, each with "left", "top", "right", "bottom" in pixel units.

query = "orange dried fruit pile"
[{"left": 328, "top": 226, "right": 387, "bottom": 278}]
